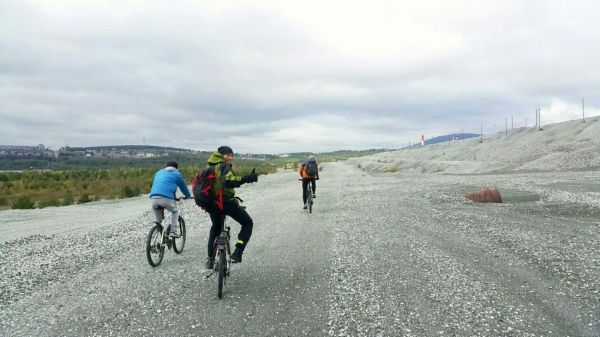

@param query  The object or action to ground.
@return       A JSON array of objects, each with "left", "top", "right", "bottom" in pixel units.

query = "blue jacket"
[{"left": 149, "top": 167, "right": 191, "bottom": 199}]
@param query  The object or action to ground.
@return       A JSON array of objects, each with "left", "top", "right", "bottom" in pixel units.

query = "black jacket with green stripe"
[{"left": 207, "top": 151, "right": 243, "bottom": 204}]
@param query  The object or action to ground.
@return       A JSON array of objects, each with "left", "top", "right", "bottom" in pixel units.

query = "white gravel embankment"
[{"left": 1, "top": 116, "right": 599, "bottom": 336}]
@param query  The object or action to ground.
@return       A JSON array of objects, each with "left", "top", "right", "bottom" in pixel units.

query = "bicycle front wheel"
[
  {"left": 146, "top": 224, "right": 164, "bottom": 267},
  {"left": 218, "top": 250, "right": 226, "bottom": 299},
  {"left": 173, "top": 216, "right": 186, "bottom": 254}
]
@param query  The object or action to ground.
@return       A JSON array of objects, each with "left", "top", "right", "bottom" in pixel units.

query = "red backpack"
[{"left": 191, "top": 165, "right": 223, "bottom": 211}]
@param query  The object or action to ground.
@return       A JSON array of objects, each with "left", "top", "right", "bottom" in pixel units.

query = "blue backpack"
[{"left": 305, "top": 161, "right": 318, "bottom": 177}]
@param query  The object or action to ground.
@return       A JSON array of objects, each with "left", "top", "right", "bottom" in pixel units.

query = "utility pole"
[
  {"left": 539, "top": 108, "right": 541, "bottom": 130},
  {"left": 480, "top": 123, "right": 483, "bottom": 141}
]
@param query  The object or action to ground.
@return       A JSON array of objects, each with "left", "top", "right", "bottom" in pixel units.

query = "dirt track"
[{"left": 1, "top": 161, "right": 599, "bottom": 336}]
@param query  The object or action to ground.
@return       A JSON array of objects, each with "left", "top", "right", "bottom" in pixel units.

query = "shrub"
[
  {"left": 39, "top": 197, "right": 61, "bottom": 208},
  {"left": 78, "top": 194, "right": 92, "bottom": 204},
  {"left": 0, "top": 196, "right": 7, "bottom": 205},
  {"left": 62, "top": 189, "right": 74, "bottom": 206},
  {"left": 122, "top": 186, "right": 140, "bottom": 198},
  {"left": 12, "top": 196, "right": 36, "bottom": 209}
]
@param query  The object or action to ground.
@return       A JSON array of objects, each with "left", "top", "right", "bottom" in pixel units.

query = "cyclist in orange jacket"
[{"left": 299, "top": 155, "right": 319, "bottom": 209}]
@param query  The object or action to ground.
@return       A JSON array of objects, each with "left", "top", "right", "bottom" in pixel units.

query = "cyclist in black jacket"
[{"left": 204, "top": 146, "right": 258, "bottom": 268}]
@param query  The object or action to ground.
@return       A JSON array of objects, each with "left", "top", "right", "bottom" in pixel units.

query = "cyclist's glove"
[
  {"left": 241, "top": 168, "right": 258, "bottom": 184},
  {"left": 249, "top": 168, "right": 258, "bottom": 182}
]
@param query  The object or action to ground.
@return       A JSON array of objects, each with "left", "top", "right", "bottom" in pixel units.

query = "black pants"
[
  {"left": 302, "top": 178, "right": 316, "bottom": 204},
  {"left": 207, "top": 201, "right": 253, "bottom": 258}
]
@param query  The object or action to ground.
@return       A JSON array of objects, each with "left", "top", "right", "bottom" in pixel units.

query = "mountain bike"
[
  {"left": 299, "top": 178, "right": 314, "bottom": 213},
  {"left": 146, "top": 197, "right": 188, "bottom": 267},
  {"left": 206, "top": 201, "right": 245, "bottom": 299}
]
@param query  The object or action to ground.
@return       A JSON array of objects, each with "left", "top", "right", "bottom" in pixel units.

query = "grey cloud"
[{"left": 1, "top": 1, "right": 600, "bottom": 153}]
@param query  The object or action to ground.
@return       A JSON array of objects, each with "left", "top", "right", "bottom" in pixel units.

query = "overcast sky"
[{"left": 1, "top": 0, "right": 599, "bottom": 154}]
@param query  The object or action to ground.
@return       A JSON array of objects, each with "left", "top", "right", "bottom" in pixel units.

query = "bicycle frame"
[
  {"left": 214, "top": 214, "right": 231, "bottom": 261},
  {"left": 154, "top": 207, "right": 173, "bottom": 250},
  {"left": 206, "top": 214, "right": 231, "bottom": 276}
]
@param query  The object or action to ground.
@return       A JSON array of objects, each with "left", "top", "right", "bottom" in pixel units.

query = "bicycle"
[
  {"left": 205, "top": 200, "right": 245, "bottom": 299},
  {"left": 299, "top": 178, "right": 314, "bottom": 213},
  {"left": 146, "top": 197, "right": 187, "bottom": 267}
]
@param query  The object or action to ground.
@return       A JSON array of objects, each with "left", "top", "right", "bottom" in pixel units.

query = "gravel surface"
[{"left": 1, "top": 117, "right": 599, "bottom": 336}]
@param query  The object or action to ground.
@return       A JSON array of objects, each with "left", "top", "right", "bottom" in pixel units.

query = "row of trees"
[
  {"left": 1, "top": 148, "right": 386, "bottom": 209},
  {"left": 2, "top": 164, "right": 276, "bottom": 210}
]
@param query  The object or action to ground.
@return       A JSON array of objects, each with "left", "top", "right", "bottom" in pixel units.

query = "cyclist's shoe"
[
  {"left": 312, "top": 194, "right": 316, "bottom": 198},
  {"left": 205, "top": 257, "right": 214, "bottom": 270},
  {"left": 169, "top": 227, "right": 181, "bottom": 238},
  {"left": 231, "top": 249, "right": 243, "bottom": 263},
  {"left": 303, "top": 204, "right": 308, "bottom": 210}
]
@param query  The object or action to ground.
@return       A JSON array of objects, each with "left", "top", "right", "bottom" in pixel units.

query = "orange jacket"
[{"left": 299, "top": 162, "right": 319, "bottom": 179}]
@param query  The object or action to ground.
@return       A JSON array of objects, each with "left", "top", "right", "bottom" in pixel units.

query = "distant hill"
[{"left": 349, "top": 116, "right": 600, "bottom": 174}]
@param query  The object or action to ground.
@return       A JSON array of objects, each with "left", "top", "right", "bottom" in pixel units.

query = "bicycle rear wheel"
[
  {"left": 218, "top": 249, "right": 226, "bottom": 299},
  {"left": 308, "top": 189, "right": 313, "bottom": 213},
  {"left": 172, "top": 216, "right": 186, "bottom": 254},
  {"left": 146, "top": 224, "right": 164, "bottom": 267}
]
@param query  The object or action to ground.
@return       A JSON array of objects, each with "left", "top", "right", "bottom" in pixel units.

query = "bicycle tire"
[
  {"left": 218, "top": 249, "right": 226, "bottom": 299},
  {"left": 172, "top": 216, "right": 186, "bottom": 254},
  {"left": 146, "top": 224, "right": 164, "bottom": 267}
]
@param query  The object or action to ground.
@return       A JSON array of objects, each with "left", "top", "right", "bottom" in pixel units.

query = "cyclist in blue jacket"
[{"left": 149, "top": 161, "right": 191, "bottom": 237}]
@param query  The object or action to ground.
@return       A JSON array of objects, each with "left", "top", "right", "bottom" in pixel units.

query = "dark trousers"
[
  {"left": 302, "top": 178, "right": 316, "bottom": 204},
  {"left": 207, "top": 201, "right": 253, "bottom": 257}
]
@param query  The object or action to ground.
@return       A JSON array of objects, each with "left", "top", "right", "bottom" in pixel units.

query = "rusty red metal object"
[{"left": 464, "top": 187, "right": 502, "bottom": 203}]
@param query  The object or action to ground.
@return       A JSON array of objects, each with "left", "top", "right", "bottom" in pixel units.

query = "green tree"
[
  {"left": 12, "top": 196, "right": 36, "bottom": 209},
  {"left": 77, "top": 194, "right": 92, "bottom": 204},
  {"left": 63, "top": 189, "right": 74, "bottom": 206}
]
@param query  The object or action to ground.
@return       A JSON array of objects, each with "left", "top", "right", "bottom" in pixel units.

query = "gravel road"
[{"left": 1, "top": 160, "right": 599, "bottom": 336}]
